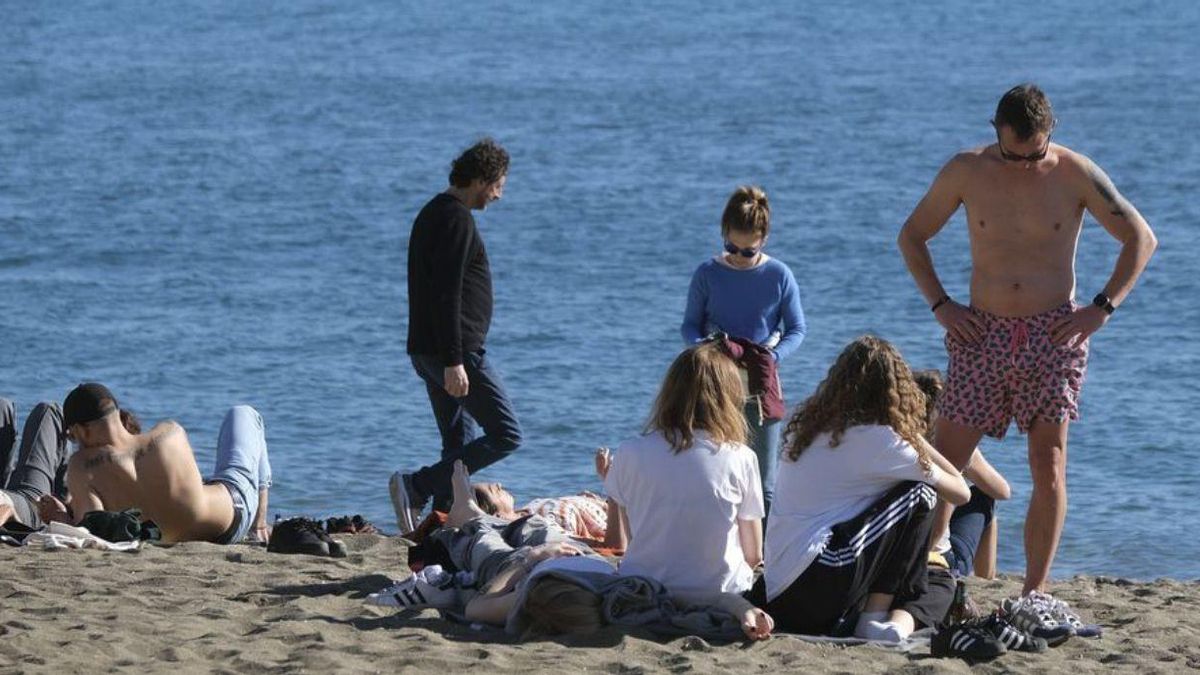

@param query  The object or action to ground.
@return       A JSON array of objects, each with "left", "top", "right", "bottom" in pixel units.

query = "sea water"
[{"left": 2, "top": 1, "right": 1197, "bottom": 579}]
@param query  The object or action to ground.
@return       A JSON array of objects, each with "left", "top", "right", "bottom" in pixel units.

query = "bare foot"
[{"left": 446, "top": 460, "right": 487, "bottom": 528}]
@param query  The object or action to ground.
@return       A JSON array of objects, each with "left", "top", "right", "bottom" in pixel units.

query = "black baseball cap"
[{"left": 62, "top": 383, "right": 119, "bottom": 428}]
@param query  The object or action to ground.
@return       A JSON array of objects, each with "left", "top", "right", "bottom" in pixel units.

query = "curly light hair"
[
  {"left": 783, "top": 335, "right": 930, "bottom": 470},
  {"left": 646, "top": 342, "right": 748, "bottom": 453}
]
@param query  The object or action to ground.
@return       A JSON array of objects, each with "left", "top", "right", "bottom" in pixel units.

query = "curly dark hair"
[
  {"left": 783, "top": 335, "right": 930, "bottom": 471},
  {"left": 448, "top": 138, "right": 509, "bottom": 188},
  {"left": 911, "top": 369, "right": 944, "bottom": 441},
  {"left": 994, "top": 83, "right": 1055, "bottom": 140}
]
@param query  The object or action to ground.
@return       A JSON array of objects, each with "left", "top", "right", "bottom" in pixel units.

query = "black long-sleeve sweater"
[{"left": 406, "top": 193, "right": 493, "bottom": 366}]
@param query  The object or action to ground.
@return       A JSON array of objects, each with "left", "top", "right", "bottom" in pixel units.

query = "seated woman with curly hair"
[{"left": 754, "top": 335, "right": 970, "bottom": 641}]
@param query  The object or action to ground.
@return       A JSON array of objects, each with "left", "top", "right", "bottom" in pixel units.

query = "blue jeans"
[
  {"left": 744, "top": 399, "right": 781, "bottom": 516},
  {"left": 411, "top": 349, "right": 522, "bottom": 511},
  {"left": 944, "top": 486, "right": 996, "bottom": 577},
  {"left": 207, "top": 406, "right": 273, "bottom": 544}
]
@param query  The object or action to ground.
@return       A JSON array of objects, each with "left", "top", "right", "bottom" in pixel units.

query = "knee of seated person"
[
  {"left": 227, "top": 405, "right": 263, "bottom": 425},
  {"left": 29, "top": 402, "right": 64, "bottom": 429}
]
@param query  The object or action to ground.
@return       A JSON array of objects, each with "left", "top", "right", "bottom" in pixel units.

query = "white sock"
[
  {"left": 856, "top": 618, "right": 909, "bottom": 643},
  {"left": 854, "top": 611, "right": 888, "bottom": 638}
]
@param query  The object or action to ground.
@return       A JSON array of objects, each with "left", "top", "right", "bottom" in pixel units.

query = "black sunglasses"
[
  {"left": 993, "top": 121, "right": 1054, "bottom": 163},
  {"left": 723, "top": 240, "right": 761, "bottom": 258}
]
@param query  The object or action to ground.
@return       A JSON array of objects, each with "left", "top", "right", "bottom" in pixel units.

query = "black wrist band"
[{"left": 931, "top": 295, "right": 951, "bottom": 313}]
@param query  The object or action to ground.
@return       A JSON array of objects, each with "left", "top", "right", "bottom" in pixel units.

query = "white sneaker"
[{"left": 367, "top": 565, "right": 459, "bottom": 609}]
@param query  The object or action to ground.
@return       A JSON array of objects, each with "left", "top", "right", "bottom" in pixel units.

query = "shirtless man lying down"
[{"left": 40, "top": 383, "right": 272, "bottom": 544}]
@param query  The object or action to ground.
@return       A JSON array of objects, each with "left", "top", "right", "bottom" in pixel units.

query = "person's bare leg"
[
  {"left": 1024, "top": 420, "right": 1069, "bottom": 595},
  {"left": 974, "top": 516, "right": 998, "bottom": 579},
  {"left": 886, "top": 608, "right": 916, "bottom": 635},
  {"left": 862, "top": 593, "right": 893, "bottom": 613},
  {"left": 928, "top": 418, "right": 985, "bottom": 552},
  {"left": 447, "top": 459, "right": 487, "bottom": 528},
  {"left": 929, "top": 499, "right": 953, "bottom": 552}
]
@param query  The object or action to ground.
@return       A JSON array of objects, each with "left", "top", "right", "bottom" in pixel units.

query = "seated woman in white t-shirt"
[
  {"left": 601, "top": 342, "right": 766, "bottom": 603},
  {"left": 755, "top": 335, "right": 970, "bottom": 641}
]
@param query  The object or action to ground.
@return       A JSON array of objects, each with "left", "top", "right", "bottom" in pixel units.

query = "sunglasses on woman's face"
[{"left": 724, "top": 240, "right": 761, "bottom": 258}]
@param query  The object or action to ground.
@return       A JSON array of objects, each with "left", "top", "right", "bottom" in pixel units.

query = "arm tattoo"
[{"left": 1089, "top": 166, "right": 1127, "bottom": 217}]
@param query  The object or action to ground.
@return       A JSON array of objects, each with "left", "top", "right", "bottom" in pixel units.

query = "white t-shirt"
[
  {"left": 764, "top": 425, "right": 936, "bottom": 602},
  {"left": 604, "top": 430, "right": 764, "bottom": 600}
]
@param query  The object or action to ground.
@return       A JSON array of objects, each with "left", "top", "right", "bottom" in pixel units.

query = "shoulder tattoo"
[{"left": 1088, "top": 165, "right": 1128, "bottom": 217}]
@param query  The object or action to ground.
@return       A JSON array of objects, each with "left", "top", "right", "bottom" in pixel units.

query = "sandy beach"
[{"left": 2, "top": 535, "right": 1197, "bottom": 674}]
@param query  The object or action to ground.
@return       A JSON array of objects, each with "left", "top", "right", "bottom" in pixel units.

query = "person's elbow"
[
  {"left": 940, "top": 476, "right": 971, "bottom": 507},
  {"left": 994, "top": 480, "right": 1013, "bottom": 501}
]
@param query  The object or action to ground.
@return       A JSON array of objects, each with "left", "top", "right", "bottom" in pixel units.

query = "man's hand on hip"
[
  {"left": 935, "top": 300, "right": 987, "bottom": 344},
  {"left": 444, "top": 365, "right": 470, "bottom": 397},
  {"left": 1049, "top": 304, "right": 1108, "bottom": 348}
]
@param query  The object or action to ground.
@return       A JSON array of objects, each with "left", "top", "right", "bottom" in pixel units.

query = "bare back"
[{"left": 69, "top": 421, "right": 235, "bottom": 543}]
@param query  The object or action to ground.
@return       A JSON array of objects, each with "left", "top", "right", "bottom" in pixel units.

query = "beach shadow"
[
  {"left": 239, "top": 573, "right": 393, "bottom": 601},
  {"left": 309, "top": 610, "right": 631, "bottom": 648}
]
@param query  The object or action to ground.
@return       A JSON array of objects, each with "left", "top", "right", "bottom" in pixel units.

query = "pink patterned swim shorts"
[{"left": 937, "top": 302, "right": 1088, "bottom": 439}]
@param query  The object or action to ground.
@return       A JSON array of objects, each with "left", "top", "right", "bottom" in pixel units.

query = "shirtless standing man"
[
  {"left": 42, "top": 383, "right": 272, "bottom": 544},
  {"left": 898, "top": 85, "right": 1156, "bottom": 614}
]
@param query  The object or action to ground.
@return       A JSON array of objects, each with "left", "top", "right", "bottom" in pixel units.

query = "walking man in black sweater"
[{"left": 391, "top": 138, "right": 523, "bottom": 533}]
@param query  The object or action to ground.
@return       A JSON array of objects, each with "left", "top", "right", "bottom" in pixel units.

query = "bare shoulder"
[
  {"left": 934, "top": 148, "right": 987, "bottom": 185},
  {"left": 147, "top": 420, "right": 189, "bottom": 448},
  {"left": 1052, "top": 144, "right": 1096, "bottom": 176}
]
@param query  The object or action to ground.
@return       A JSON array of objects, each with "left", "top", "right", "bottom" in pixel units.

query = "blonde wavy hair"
[
  {"left": 646, "top": 342, "right": 748, "bottom": 452},
  {"left": 783, "top": 335, "right": 930, "bottom": 470},
  {"left": 721, "top": 185, "right": 771, "bottom": 238},
  {"left": 522, "top": 578, "right": 604, "bottom": 638}
]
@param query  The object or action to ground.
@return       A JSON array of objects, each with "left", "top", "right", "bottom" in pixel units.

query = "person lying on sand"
[
  {"left": 37, "top": 383, "right": 272, "bottom": 544},
  {"left": 1, "top": 399, "right": 81, "bottom": 528},
  {"left": 371, "top": 460, "right": 773, "bottom": 642},
  {"left": 465, "top": 448, "right": 623, "bottom": 550}
]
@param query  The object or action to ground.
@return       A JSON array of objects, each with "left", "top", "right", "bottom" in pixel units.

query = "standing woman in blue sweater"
[{"left": 681, "top": 186, "right": 807, "bottom": 514}]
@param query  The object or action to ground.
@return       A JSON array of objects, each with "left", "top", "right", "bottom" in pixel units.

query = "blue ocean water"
[{"left": 2, "top": 2, "right": 1197, "bottom": 579}]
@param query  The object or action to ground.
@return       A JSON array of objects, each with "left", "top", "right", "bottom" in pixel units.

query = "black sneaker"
[
  {"left": 931, "top": 621, "right": 1006, "bottom": 662},
  {"left": 268, "top": 517, "right": 348, "bottom": 558},
  {"left": 326, "top": 514, "right": 380, "bottom": 535},
  {"left": 978, "top": 612, "right": 1049, "bottom": 653}
]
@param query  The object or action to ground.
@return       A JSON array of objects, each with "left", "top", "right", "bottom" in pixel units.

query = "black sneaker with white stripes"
[
  {"left": 977, "top": 612, "right": 1049, "bottom": 653},
  {"left": 931, "top": 621, "right": 1006, "bottom": 661}
]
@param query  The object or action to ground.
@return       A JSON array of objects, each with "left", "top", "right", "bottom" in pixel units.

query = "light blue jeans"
[
  {"left": 207, "top": 405, "right": 272, "bottom": 544},
  {"left": 745, "top": 398, "right": 781, "bottom": 516}
]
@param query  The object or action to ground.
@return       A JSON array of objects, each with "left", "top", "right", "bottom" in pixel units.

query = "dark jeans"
[
  {"left": 945, "top": 486, "right": 996, "bottom": 577},
  {"left": 754, "top": 481, "right": 937, "bottom": 636},
  {"left": 410, "top": 349, "right": 522, "bottom": 511},
  {"left": 0, "top": 399, "right": 70, "bottom": 527}
]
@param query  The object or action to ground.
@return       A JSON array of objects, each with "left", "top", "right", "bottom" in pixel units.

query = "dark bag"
[{"left": 79, "top": 509, "right": 162, "bottom": 543}]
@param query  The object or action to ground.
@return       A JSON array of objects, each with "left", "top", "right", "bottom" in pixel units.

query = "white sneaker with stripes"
[{"left": 367, "top": 565, "right": 461, "bottom": 609}]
